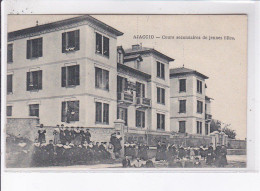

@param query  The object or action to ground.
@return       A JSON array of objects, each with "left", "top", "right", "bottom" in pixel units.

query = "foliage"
[
  {"left": 210, "top": 119, "right": 221, "bottom": 133},
  {"left": 222, "top": 127, "right": 236, "bottom": 139}
]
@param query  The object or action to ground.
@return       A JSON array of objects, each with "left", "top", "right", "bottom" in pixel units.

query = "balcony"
[
  {"left": 205, "top": 114, "right": 212, "bottom": 122},
  {"left": 136, "top": 97, "right": 151, "bottom": 109},
  {"left": 117, "top": 92, "right": 134, "bottom": 106}
]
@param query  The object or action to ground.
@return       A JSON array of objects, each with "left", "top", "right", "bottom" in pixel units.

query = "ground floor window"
[
  {"left": 29, "top": 104, "right": 39, "bottom": 117},
  {"left": 96, "top": 102, "right": 109, "bottom": 124},
  {"left": 7, "top": 106, "right": 12, "bottom": 116},
  {"left": 61, "top": 101, "right": 79, "bottom": 122},
  {"left": 197, "top": 121, "right": 202, "bottom": 134},
  {"left": 179, "top": 121, "right": 186, "bottom": 133},
  {"left": 157, "top": 113, "right": 165, "bottom": 130},
  {"left": 136, "top": 110, "right": 145, "bottom": 128},
  {"left": 117, "top": 107, "right": 128, "bottom": 125}
]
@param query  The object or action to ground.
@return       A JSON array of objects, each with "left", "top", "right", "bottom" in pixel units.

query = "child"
[{"left": 194, "top": 157, "right": 201, "bottom": 168}]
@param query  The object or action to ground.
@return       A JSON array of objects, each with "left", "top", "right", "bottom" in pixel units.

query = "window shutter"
[
  {"left": 157, "top": 114, "right": 160, "bottom": 129},
  {"left": 103, "top": 36, "right": 109, "bottom": 57},
  {"left": 75, "top": 65, "right": 80, "bottom": 85},
  {"left": 38, "top": 70, "right": 42, "bottom": 90},
  {"left": 157, "top": 88, "right": 160, "bottom": 103},
  {"left": 142, "top": 112, "right": 145, "bottom": 128},
  {"left": 142, "top": 84, "right": 145, "bottom": 98},
  {"left": 157, "top": 62, "right": 160, "bottom": 77},
  {"left": 162, "top": 88, "right": 165, "bottom": 104},
  {"left": 136, "top": 82, "right": 140, "bottom": 97},
  {"left": 61, "top": 101, "right": 66, "bottom": 122},
  {"left": 7, "top": 75, "right": 12, "bottom": 93},
  {"left": 38, "top": 38, "right": 43, "bottom": 57},
  {"left": 62, "top": 33, "right": 66, "bottom": 53},
  {"left": 27, "top": 40, "right": 31, "bottom": 59},
  {"left": 105, "top": 70, "right": 109, "bottom": 90},
  {"left": 161, "top": 64, "right": 165, "bottom": 79},
  {"left": 26, "top": 72, "right": 30, "bottom": 91},
  {"left": 125, "top": 108, "right": 128, "bottom": 126},
  {"left": 61, "top": 67, "right": 66, "bottom": 87},
  {"left": 162, "top": 114, "right": 165, "bottom": 130},
  {"left": 74, "top": 30, "right": 80, "bottom": 51}
]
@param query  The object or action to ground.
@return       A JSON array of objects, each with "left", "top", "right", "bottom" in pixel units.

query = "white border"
[{"left": 1, "top": 0, "right": 260, "bottom": 191}]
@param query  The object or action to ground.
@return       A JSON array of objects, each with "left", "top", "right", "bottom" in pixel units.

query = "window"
[
  {"left": 157, "top": 113, "right": 165, "bottom": 130},
  {"left": 157, "top": 87, "right": 165, "bottom": 104},
  {"left": 179, "top": 121, "right": 186, "bottom": 133},
  {"left": 157, "top": 61, "right": 165, "bottom": 79},
  {"left": 136, "top": 110, "right": 145, "bottom": 128},
  {"left": 179, "top": 79, "right": 186, "bottom": 92},
  {"left": 179, "top": 100, "right": 186, "bottom": 113},
  {"left": 61, "top": 65, "right": 80, "bottom": 87},
  {"left": 96, "top": 32, "right": 109, "bottom": 57},
  {"left": 27, "top": 38, "right": 42, "bottom": 59},
  {"left": 62, "top": 30, "right": 80, "bottom": 53},
  {"left": 29, "top": 104, "right": 39, "bottom": 117},
  {"left": 117, "top": 52, "right": 123, "bottom": 64},
  {"left": 95, "top": 67, "right": 109, "bottom": 90},
  {"left": 205, "top": 123, "right": 209, "bottom": 135},
  {"left": 197, "top": 80, "right": 202, "bottom": 93},
  {"left": 117, "top": 107, "right": 128, "bottom": 125},
  {"left": 7, "top": 74, "right": 13, "bottom": 93},
  {"left": 197, "top": 121, "right": 202, "bottom": 134},
  {"left": 117, "top": 76, "right": 128, "bottom": 93},
  {"left": 95, "top": 102, "right": 109, "bottom": 124},
  {"left": 61, "top": 101, "right": 79, "bottom": 122},
  {"left": 136, "top": 82, "right": 145, "bottom": 98},
  {"left": 197, "top": 100, "right": 203, "bottom": 113},
  {"left": 7, "top": 44, "right": 13, "bottom": 63},
  {"left": 26, "top": 70, "right": 42, "bottom": 91},
  {"left": 7, "top": 106, "right": 12, "bottom": 116}
]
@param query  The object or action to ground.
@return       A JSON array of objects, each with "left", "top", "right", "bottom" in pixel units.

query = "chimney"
[{"left": 132, "top": 44, "right": 142, "bottom": 50}]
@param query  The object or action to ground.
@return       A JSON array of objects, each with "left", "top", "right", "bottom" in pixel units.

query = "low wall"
[
  {"left": 227, "top": 149, "right": 246, "bottom": 155},
  {"left": 227, "top": 139, "right": 247, "bottom": 149}
]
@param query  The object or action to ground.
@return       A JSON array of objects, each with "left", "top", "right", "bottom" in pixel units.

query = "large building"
[
  {"left": 6, "top": 15, "right": 174, "bottom": 143},
  {"left": 169, "top": 67, "right": 212, "bottom": 135}
]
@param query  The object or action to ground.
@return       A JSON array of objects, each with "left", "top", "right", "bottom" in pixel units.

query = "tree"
[
  {"left": 222, "top": 127, "right": 236, "bottom": 139},
  {"left": 210, "top": 119, "right": 221, "bottom": 133}
]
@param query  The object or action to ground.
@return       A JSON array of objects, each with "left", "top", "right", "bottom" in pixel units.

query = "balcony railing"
[
  {"left": 117, "top": 92, "right": 134, "bottom": 103},
  {"left": 136, "top": 97, "right": 151, "bottom": 108}
]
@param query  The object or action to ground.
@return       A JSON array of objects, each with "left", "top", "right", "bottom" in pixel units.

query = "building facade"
[
  {"left": 6, "top": 15, "right": 175, "bottom": 143},
  {"left": 169, "top": 67, "right": 212, "bottom": 135}
]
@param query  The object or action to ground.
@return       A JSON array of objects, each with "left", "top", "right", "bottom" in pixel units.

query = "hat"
[{"left": 86, "top": 129, "right": 90, "bottom": 131}]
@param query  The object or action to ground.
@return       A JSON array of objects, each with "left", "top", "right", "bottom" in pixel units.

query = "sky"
[{"left": 7, "top": 15, "right": 247, "bottom": 139}]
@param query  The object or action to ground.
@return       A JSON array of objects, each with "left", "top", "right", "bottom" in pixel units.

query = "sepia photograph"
[{"left": 5, "top": 14, "right": 247, "bottom": 169}]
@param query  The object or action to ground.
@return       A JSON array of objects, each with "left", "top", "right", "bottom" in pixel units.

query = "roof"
[
  {"left": 117, "top": 63, "right": 151, "bottom": 80},
  {"left": 170, "top": 67, "right": 209, "bottom": 79},
  {"left": 8, "top": 15, "right": 124, "bottom": 41},
  {"left": 124, "top": 46, "right": 174, "bottom": 62},
  {"left": 124, "top": 54, "right": 143, "bottom": 62}
]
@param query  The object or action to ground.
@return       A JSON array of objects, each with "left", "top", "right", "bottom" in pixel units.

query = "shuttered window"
[
  {"left": 157, "top": 87, "right": 165, "bottom": 104},
  {"left": 136, "top": 82, "right": 145, "bottom": 98},
  {"left": 61, "top": 65, "right": 80, "bottom": 87},
  {"left": 26, "top": 70, "right": 42, "bottom": 91},
  {"left": 197, "top": 121, "right": 202, "bottom": 134},
  {"left": 7, "top": 74, "right": 13, "bottom": 93},
  {"left": 197, "top": 80, "right": 202, "bottom": 93},
  {"left": 95, "top": 102, "right": 109, "bottom": 124},
  {"left": 95, "top": 32, "right": 109, "bottom": 57},
  {"left": 136, "top": 110, "right": 145, "bottom": 128},
  {"left": 29, "top": 104, "right": 39, "bottom": 117},
  {"left": 62, "top": 30, "right": 80, "bottom": 53},
  {"left": 7, "top": 44, "right": 13, "bottom": 63},
  {"left": 61, "top": 101, "right": 79, "bottom": 122},
  {"left": 7, "top": 106, "right": 12, "bottom": 116},
  {"left": 197, "top": 100, "right": 203, "bottom": 113},
  {"left": 179, "top": 79, "right": 186, "bottom": 92},
  {"left": 27, "top": 38, "right": 42, "bottom": 59},
  {"left": 156, "top": 61, "right": 165, "bottom": 79},
  {"left": 95, "top": 67, "right": 109, "bottom": 90},
  {"left": 157, "top": 113, "right": 165, "bottom": 130},
  {"left": 179, "top": 121, "right": 186, "bottom": 133},
  {"left": 179, "top": 100, "right": 186, "bottom": 113}
]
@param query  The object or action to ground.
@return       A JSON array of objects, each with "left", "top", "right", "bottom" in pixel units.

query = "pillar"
[{"left": 114, "top": 119, "right": 125, "bottom": 158}]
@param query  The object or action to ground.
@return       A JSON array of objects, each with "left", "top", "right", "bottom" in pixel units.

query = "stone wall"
[{"left": 227, "top": 139, "right": 247, "bottom": 149}]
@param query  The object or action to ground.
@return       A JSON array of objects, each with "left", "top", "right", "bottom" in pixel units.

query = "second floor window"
[
  {"left": 179, "top": 121, "right": 186, "bottom": 133},
  {"left": 29, "top": 104, "right": 39, "bottom": 117},
  {"left": 95, "top": 67, "right": 109, "bottom": 90},
  {"left": 157, "top": 87, "right": 165, "bottom": 104},
  {"left": 96, "top": 102, "right": 109, "bottom": 124},
  {"left": 61, "top": 65, "right": 80, "bottom": 87},
  {"left": 179, "top": 100, "right": 186, "bottom": 113},
  {"left": 61, "top": 101, "right": 79, "bottom": 122},
  {"left": 7, "top": 74, "right": 13, "bottom": 94},
  {"left": 7, "top": 44, "right": 13, "bottom": 63},
  {"left": 62, "top": 30, "right": 80, "bottom": 53},
  {"left": 96, "top": 32, "right": 109, "bottom": 57},
  {"left": 197, "top": 121, "right": 202, "bottom": 134},
  {"left": 136, "top": 82, "right": 145, "bottom": 98},
  {"left": 197, "top": 100, "right": 203, "bottom": 113},
  {"left": 179, "top": 79, "right": 186, "bottom": 92},
  {"left": 157, "top": 61, "right": 165, "bottom": 79},
  {"left": 157, "top": 113, "right": 165, "bottom": 130},
  {"left": 136, "top": 110, "right": 145, "bottom": 128},
  {"left": 26, "top": 70, "right": 42, "bottom": 91},
  {"left": 7, "top": 106, "right": 12, "bottom": 116},
  {"left": 197, "top": 80, "right": 202, "bottom": 93},
  {"left": 27, "top": 37, "right": 42, "bottom": 59}
]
